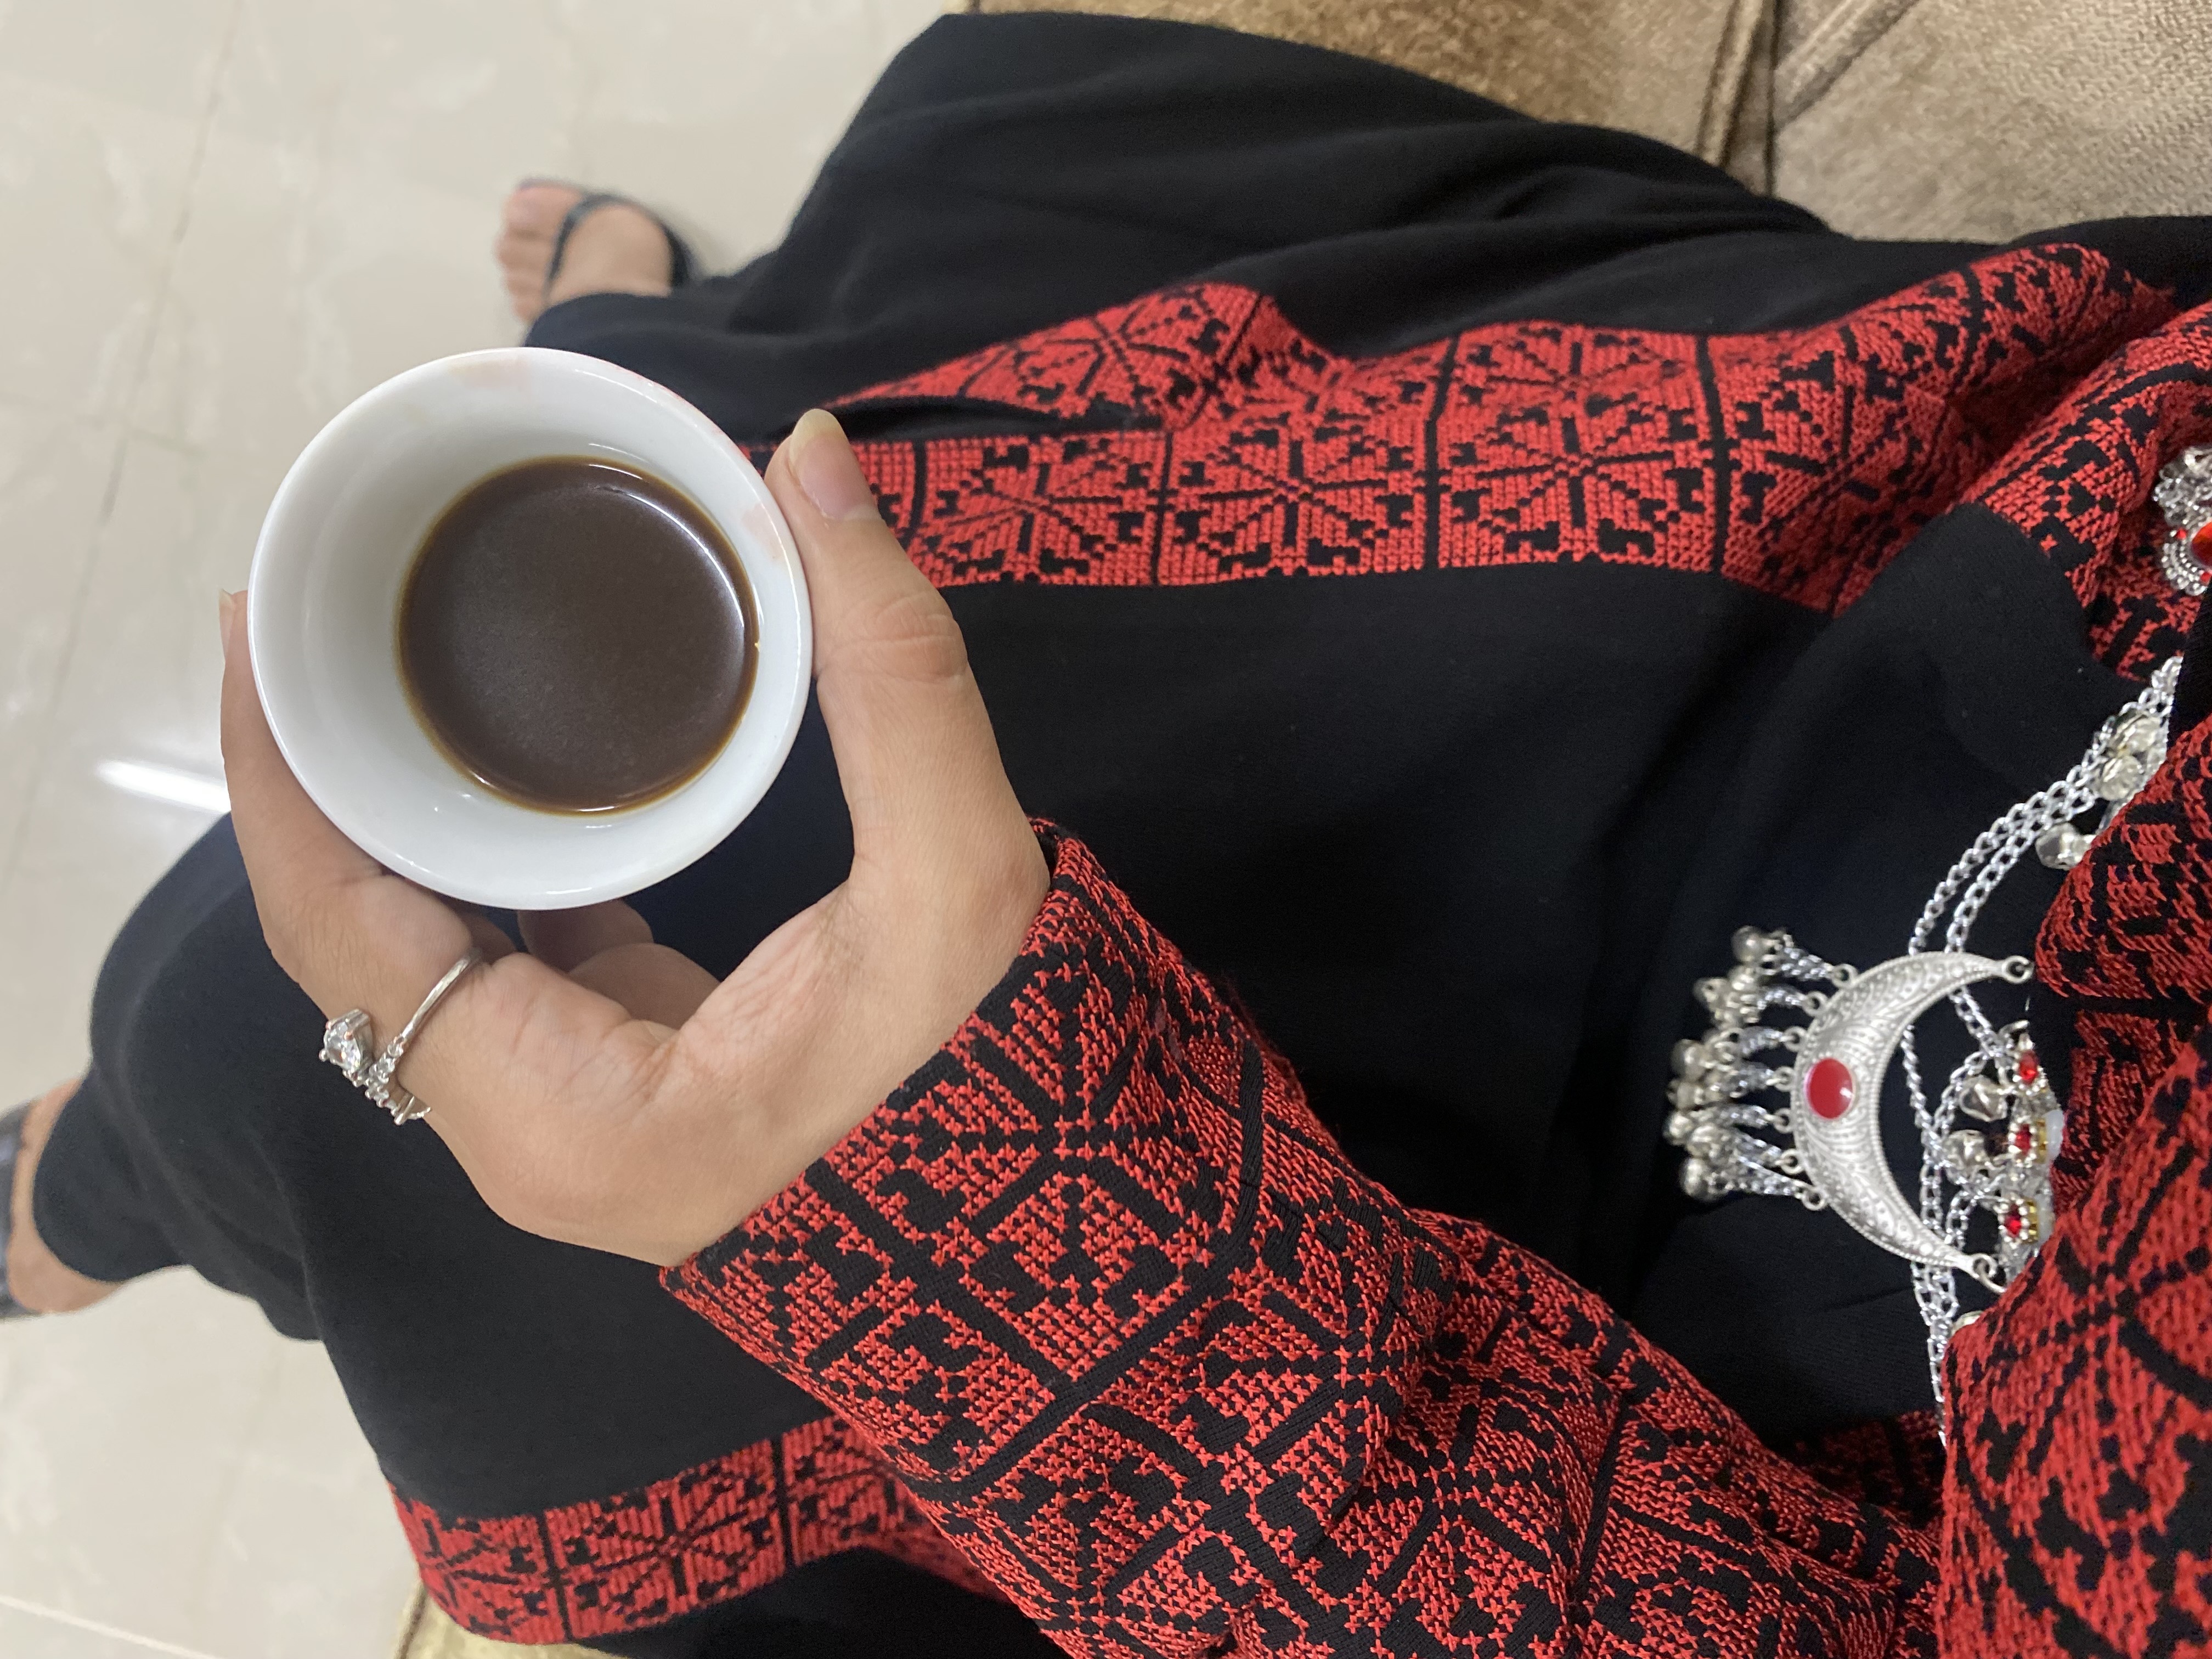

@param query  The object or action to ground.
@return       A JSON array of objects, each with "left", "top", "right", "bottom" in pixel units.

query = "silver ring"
[{"left": 319, "top": 947, "right": 484, "bottom": 1125}]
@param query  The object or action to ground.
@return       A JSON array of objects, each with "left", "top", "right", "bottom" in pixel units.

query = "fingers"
[
  {"left": 567, "top": 943, "right": 719, "bottom": 1028},
  {"left": 216, "top": 590, "right": 713, "bottom": 1259},
  {"left": 521, "top": 905, "right": 716, "bottom": 1024},
  {"left": 219, "top": 592, "right": 478, "bottom": 1017},
  {"left": 217, "top": 590, "right": 658, "bottom": 1074},
  {"left": 756, "top": 414, "right": 1048, "bottom": 1101},
  {"left": 461, "top": 911, "right": 522, "bottom": 965},
  {"left": 218, "top": 591, "right": 380, "bottom": 904},
  {"left": 520, "top": 901, "right": 653, "bottom": 972},
  {"left": 766, "top": 412, "right": 1040, "bottom": 901}
]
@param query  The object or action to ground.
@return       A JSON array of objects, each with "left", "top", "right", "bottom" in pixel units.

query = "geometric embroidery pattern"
[
  {"left": 392, "top": 1417, "right": 994, "bottom": 1644},
  {"left": 669, "top": 831, "right": 1945, "bottom": 1658},
  {"left": 842, "top": 245, "right": 2175, "bottom": 618},
  {"left": 2038, "top": 716, "right": 2212, "bottom": 1210},
  {"left": 1970, "top": 303, "right": 2212, "bottom": 680},
  {"left": 1942, "top": 1015, "right": 2212, "bottom": 1658}
]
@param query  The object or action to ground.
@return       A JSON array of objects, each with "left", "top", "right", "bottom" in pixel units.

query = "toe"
[
  {"left": 496, "top": 183, "right": 583, "bottom": 325},
  {"left": 503, "top": 181, "right": 582, "bottom": 235},
  {"left": 496, "top": 253, "right": 551, "bottom": 326},
  {"left": 495, "top": 222, "right": 554, "bottom": 276}
]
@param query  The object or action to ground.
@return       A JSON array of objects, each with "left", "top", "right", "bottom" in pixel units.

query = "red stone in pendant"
[
  {"left": 2017, "top": 1048, "right": 2040, "bottom": 1086},
  {"left": 1805, "top": 1057, "right": 1855, "bottom": 1120},
  {"left": 2013, "top": 1123, "right": 2036, "bottom": 1158},
  {"left": 2194, "top": 521, "right": 2212, "bottom": 565},
  {"left": 2004, "top": 1206, "right": 2025, "bottom": 1239}
]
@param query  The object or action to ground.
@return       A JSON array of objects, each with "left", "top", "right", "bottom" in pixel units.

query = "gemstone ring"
[{"left": 319, "top": 948, "right": 484, "bottom": 1125}]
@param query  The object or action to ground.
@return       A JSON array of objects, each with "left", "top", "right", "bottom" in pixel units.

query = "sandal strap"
[
  {"left": 0, "top": 1102, "right": 32, "bottom": 1318},
  {"left": 543, "top": 190, "right": 696, "bottom": 303}
]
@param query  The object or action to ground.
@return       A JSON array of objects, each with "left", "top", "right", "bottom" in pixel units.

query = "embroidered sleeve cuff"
[{"left": 662, "top": 821, "right": 1451, "bottom": 1514}]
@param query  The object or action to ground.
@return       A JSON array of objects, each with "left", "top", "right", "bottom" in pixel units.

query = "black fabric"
[
  {"left": 28, "top": 12, "right": 2211, "bottom": 1655},
  {"left": 530, "top": 12, "right": 1989, "bottom": 444},
  {"left": 2170, "top": 575, "right": 2212, "bottom": 738},
  {"left": 585, "top": 1551, "right": 1054, "bottom": 1659},
  {"left": 35, "top": 818, "right": 832, "bottom": 1484}
]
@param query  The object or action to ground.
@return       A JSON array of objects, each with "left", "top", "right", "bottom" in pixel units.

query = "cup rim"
[{"left": 247, "top": 346, "right": 813, "bottom": 910}]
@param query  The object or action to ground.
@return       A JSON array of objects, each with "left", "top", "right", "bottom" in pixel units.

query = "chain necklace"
[{"left": 1661, "top": 450, "right": 2210, "bottom": 1417}]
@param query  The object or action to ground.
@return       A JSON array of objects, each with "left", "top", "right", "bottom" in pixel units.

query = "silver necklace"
[{"left": 1664, "top": 644, "right": 2187, "bottom": 1414}]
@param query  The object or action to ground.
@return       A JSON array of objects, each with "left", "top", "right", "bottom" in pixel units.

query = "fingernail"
[
  {"left": 788, "top": 409, "right": 880, "bottom": 523},
  {"left": 217, "top": 590, "right": 239, "bottom": 657}
]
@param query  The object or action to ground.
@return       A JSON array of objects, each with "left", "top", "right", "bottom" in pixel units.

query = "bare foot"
[
  {"left": 495, "top": 183, "right": 676, "bottom": 326},
  {"left": 7, "top": 1077, "right": 121, "bottom": 1315}
]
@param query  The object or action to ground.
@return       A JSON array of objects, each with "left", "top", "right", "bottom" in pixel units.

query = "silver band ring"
[{"left": 319, "top": 947, "right": 484, "bottom": 1125}]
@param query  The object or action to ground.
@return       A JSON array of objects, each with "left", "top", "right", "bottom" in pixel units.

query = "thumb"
[{"left": 765, "top": 410, "right": 1035, "bottom": 898}]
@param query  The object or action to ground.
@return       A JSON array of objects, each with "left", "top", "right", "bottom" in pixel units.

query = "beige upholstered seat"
[
  {"left": 392, "top": 1589, "right": 602, "bottom": 1659},
  {"left": 974, "top": 0, "right": 1781, "bottom": 185},
  {"left": 1773, "top": 0, "right": 2210, "bottom": 239},
  {"left": 974, "top": 0, "right": 2212, "bottom": 238}
]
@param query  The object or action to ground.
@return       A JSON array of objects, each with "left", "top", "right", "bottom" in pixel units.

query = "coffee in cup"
[
  {"left": 399, "top": 458, "right": 759, "bottom": 814},
  {"left": 248, "top": 347, "right": 812, "bottom": 911}
]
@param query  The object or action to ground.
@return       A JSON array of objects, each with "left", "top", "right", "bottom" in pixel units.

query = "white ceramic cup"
[{"left": 247, "top": 347, "right": 812, "bottom": 911}]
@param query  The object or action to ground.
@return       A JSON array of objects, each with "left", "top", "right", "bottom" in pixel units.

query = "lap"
[{"left": 33, "top": 817, "right": 827, "bottom": 1519}]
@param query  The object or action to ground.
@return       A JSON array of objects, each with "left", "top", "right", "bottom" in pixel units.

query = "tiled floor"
[{"left": 0, "top": 3, "right": 950, "bottom": 1654}]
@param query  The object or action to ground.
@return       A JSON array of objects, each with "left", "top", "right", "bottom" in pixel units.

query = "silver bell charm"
[
  {"left": 1942, "top": 1129, "right": 1990, "bottom": 1178},
  {"left": 2034, "top": 822, "right": 2091, "bottom": 871},
  {"left": 2095, "top": 753, "right": 2148, "bottom": 802},
  {"left": 1961, "top": 1076, "right": 2009, "bottom": 1122},
  {"left": 1731, "top": 927, "right": 1775, "bottom": 964}
]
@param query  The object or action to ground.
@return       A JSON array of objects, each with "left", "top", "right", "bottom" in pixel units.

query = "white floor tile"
[
  {"left": 41, "top": 436, "right": 275, "bottom": 775},
  {"left": 559, "top": 0, "right": 952, "bottom": 267},
  {"left": 0, "top": 0, "right": 237, "bottom": 422},
  {"left": 0, "top": 404, "right": 122, "bottom": 879},
  {"left": 212, "top": 0, "right": 580, "bottom": 203},
  {"left": 0, "top": 1273, "right": 405, "bottom": 1659},
  {"left": 0, "top": 434, "right": 268, "bottom": 1103},
  {"left": 0, "top": 74, "right": 204, "bottom": 422},
  {"left": 127, "top": 136, "right": 528, "bottom": 461},
  {"left": 0, "top": 2, "right": 947, "bottom": 1653},
  {"left": 0, "top": 763, "right": 225, "bottom": 1107},
  {"left": 193, "top": 1341, "right": 419, "bottom": 1659},
  {"left": 0, "top": 0, "right": 237, "bottom": 123},
  {"left": 0, "top": 1595, "right": 228, "bottom": 1659}
]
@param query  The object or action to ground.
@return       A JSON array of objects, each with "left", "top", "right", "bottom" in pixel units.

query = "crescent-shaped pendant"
[{"left": 1792, "top": 952, "right": 2013, "bottom": 1273}]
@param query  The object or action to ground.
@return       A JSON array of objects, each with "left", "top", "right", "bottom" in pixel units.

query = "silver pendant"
[
  {"left": 2154, "top": 443, "right": 2212, "bottom": 597},
  {"left": 1667, "top": 940, "right": 2047, "bottom": 1291},
  {"left": 1665, "top": 653, "right": 2180, "bottom": 1414},
  {"left": 1791, "top": 952, "right": 2021, "bottom": 1280}
]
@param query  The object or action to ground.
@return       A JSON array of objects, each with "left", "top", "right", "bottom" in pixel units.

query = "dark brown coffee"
[{"left": 399, "top": 458, "right": 757, "bottom": 813}]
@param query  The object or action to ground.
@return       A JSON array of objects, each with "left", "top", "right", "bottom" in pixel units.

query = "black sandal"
[
  {"left": 528, "top": 180, "right": 697, "bottom": 304},
  {"left": 0, "top": 1102, "right": 35, "bottom": 1319}
]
